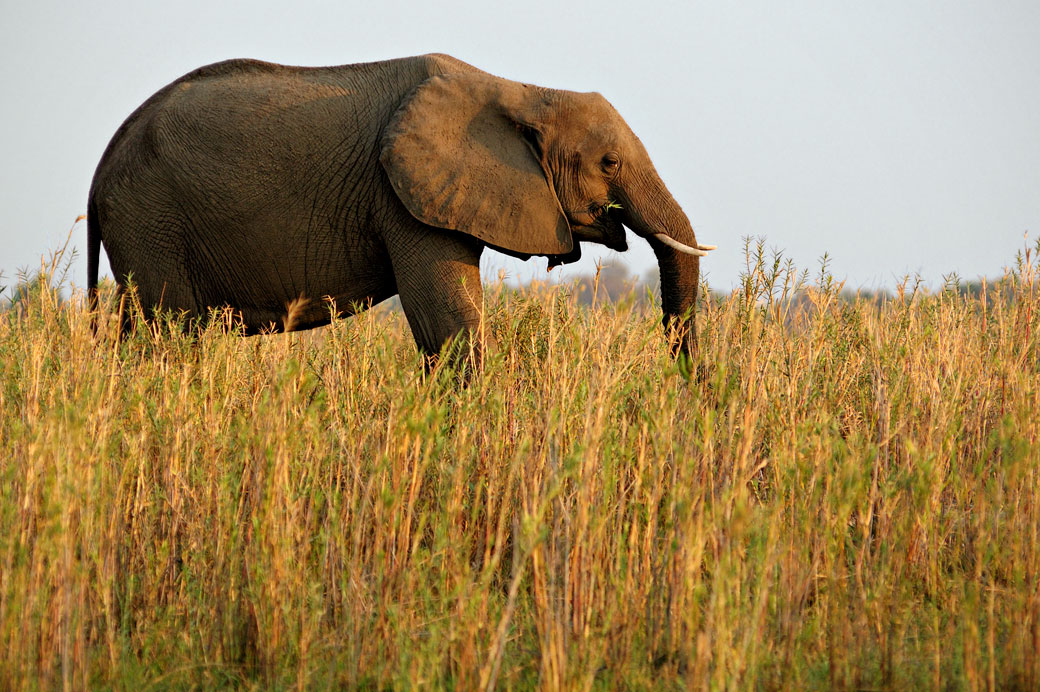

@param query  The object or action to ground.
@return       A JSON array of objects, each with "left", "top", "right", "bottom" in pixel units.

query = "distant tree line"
[{"left": 0, "top": 263, "right": 1013, "bottom": 315}]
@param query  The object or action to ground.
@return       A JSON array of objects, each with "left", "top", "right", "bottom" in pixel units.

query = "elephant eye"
[{"left": 601, "top": 153, "right": 620, "bottom": 175}]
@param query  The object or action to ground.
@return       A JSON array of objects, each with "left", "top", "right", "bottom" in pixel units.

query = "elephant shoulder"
[{"left": 415, "top": 53, "right": 488, "bottom": 78}]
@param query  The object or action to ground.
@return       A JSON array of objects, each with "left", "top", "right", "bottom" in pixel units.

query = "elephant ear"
[{"left": 379, "top": 73, "right": 573, "bottom": 256}]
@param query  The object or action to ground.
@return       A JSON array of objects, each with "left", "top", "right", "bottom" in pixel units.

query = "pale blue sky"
[{"left": 2, "top": 0, "right": 1038, "bottom": 294}]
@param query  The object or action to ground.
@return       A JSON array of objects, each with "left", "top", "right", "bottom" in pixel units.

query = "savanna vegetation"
[{"left": 1, "top": 238, "right": 1038, "bottom": 690}]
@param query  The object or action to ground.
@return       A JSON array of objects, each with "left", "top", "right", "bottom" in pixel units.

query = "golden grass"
[{"left": 1, "top": 242, "right": 1038, "bottom": 690}]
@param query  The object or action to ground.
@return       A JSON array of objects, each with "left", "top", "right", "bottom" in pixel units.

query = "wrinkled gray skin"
[{"left": 88, "top": 54, "right": 707, "bottom": 363}]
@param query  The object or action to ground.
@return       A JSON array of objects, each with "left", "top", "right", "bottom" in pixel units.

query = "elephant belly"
[
  {"left": 193, "top": 238, "right": 397, "bottom": 333},
  {"left": 236, "top": 278, "right": 398, "bottom": 333},
  {"left": 103, "top": 213, "right": 395, "bottom": 333}
]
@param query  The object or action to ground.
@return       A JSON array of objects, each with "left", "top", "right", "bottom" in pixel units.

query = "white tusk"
[{"left": 652, "top": 233, "right": 713, "bottom": 256}]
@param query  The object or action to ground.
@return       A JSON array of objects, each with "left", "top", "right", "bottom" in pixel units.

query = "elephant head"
[{"left": 380, "top": 71, "right": 714, "bottom": 359}]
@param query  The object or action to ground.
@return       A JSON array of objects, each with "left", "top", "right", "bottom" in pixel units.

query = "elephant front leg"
[{"left": 387, "top": 228, "right": 491, "bottom": 370}]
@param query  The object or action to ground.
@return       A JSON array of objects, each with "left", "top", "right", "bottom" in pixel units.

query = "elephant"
[{"left": 87, "top": 54, "right": 714, "bottom": 364}]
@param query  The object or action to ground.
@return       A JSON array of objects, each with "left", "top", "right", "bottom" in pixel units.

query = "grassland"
[{"left": 1, "top": 241, "right": 1038, "bottom": 690}]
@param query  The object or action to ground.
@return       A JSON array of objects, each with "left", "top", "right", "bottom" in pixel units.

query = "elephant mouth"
[
  {"left": 566, "top": 208, "right": 628, "bottom": 253},
  {"left": 571, "top": 225, "right": 628, "bottom": 250}
]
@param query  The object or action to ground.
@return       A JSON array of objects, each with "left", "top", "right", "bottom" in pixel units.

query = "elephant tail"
[{"left": 87, "top": 195, "right": 101, "bottom": 316}]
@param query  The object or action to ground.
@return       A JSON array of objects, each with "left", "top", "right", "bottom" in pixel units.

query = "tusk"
[{"left": 652, "top": 233, "right": 714, "bottom": 256}]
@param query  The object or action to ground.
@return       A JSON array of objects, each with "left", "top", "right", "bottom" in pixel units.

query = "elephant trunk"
[{"left": 618, "top": 170, "right": 708, "bottom": 360}]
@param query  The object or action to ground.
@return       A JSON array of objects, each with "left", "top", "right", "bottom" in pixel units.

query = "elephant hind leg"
[
  {"left": 112, "top": 279, "right": 193, "bottom": 338},
  {"left": 387, "top": 229, "right": 492, "bottom": 367}
]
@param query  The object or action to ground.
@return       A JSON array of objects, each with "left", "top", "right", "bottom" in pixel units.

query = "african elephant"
[{"left": 87, "top": 54, "right": 714, "bottom": 362}]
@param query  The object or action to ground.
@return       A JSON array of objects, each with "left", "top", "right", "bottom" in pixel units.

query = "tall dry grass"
[{"left": 1, "top": 240, "right": 1038, "bottom": 690}]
